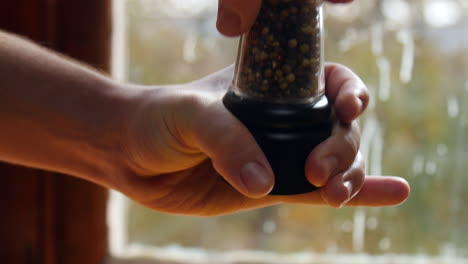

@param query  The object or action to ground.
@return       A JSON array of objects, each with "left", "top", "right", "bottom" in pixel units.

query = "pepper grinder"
[{"left": 223, "top": 0, "right": 333, "bottom": 195}]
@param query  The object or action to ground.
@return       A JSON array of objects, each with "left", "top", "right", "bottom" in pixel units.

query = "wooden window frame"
[{"left": 0, "top": 1, "right": 110, "bottom": 263}]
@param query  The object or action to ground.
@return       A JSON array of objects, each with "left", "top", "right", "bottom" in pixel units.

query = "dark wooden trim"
[
  {"left": 0, "top": 1, "right": 111, "bottom": 263},
  {"left": 0, "top": 164, "right": 45, "bottom": 264},
  {"left": 42, "top": 173, "right": 57, "bottom": 264}
]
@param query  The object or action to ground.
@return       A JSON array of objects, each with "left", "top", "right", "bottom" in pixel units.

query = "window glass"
[{"left": 115, "top": 0, "right": 468, "bottom": 260}]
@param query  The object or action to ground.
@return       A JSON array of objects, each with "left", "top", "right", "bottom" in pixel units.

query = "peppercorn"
[
  {"left": 234, "top": 0, "right": 322, "bottom": 100},
  {"left": 288, "top": 39, "right": 298, "bottom": 49},
  {"left": 286, "top": 73, "right": 296, "bottom": 83},
  {"left": 300, "top": 44, "right": 310, "bottom": 54}
]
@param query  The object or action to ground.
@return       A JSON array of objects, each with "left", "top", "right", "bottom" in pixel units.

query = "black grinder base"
[{"left": 223, "top": 91, "right": 333, "bottom": 195}]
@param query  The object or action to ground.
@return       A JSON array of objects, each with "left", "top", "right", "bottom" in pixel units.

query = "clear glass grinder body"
[
  {"left": 223, "top": 0, "right": 332, "bottom": 195},
  {"left": 232, "top": 0, "right": 325, "bottom": 103}
]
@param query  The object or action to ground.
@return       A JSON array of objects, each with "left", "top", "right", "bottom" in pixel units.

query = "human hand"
[
  {"left": 113, "top": 64, "right": 409, "bottom": 216},
  {"left": 217, "top": 0, "right": 354, "bottom": 37}
]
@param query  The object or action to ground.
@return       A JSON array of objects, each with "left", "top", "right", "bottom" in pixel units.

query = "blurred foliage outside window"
[{"left": 112, "top": 0, "right": 468, "bottom": 262}]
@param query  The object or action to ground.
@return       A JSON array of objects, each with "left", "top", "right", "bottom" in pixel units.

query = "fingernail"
[
  {"left": 217, "top": 6, "right": 242, "bottom": 36},
  {"left": 316, "top": 156, "right": 338, "bottom": 187},
  {"left": 339, "top": 180, "right": 356, "bottom": 208},
  {"left": 240, "top": 162, "right": 273, "bottom": 196}
]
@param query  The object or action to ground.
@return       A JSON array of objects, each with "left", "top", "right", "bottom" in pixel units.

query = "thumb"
[
  {"left": 190, "top": 100, "right": 274, "bottom": 198},
  {"left": 216, "top": 0, "right": 262, "bottom": 37}
]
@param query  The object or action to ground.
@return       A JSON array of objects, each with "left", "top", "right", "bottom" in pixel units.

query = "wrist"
[
  {"left": 72, "top": 80, "right": 145, "bottom": 189},
  {"left": 111, "top": 82, "right": 154, "bottom": 177}
]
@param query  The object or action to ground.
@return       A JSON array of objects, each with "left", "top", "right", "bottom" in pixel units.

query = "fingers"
[
  {"left": 319, "top": 152, "right": 365, "bottom": 207},
  {"left": 325, "top": 63, "right": 369, "bottom": 124},
  {"left": 345, "top": 176, "right": 410, "bottom": 207},
  {"left": 305, "top": 121, "right": 360, "bottom": 187},
  {"left": 305, "top": 64, "right": 367, "bottom": 187},
  {"left": 188, "top": 99, "right": 274, "bottom": 198},
  {"left": 216, "top": 0, "right": 262, "bottom": 37},
  {"left": 216, "top": 0, "right": 354, "bottom": 37},
  {"left": 276, "top": 175, "right": 410, "bottom": 208}
]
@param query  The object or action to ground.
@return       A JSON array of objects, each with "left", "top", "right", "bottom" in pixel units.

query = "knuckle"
[
  {"left": 350, "top": 121, "right": 361, "bottom": 141},
  {"left": 350, "top": 167, "right": 366, "bottom": 191},
  {"left": 343, "top": 127, "right": 360, "bottom": 155},
  {"left": 178, "top": 92, "right": 208, "bottom": 112},
  {"left": 356, "top": 151, "right": 365, "bottom": 169},
  {"left": 351, "top": 166, "right": 366, "bottom": 181}
]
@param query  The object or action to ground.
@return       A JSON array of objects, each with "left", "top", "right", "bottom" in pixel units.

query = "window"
[{"left": 109, "top": 0, "right": 468, "bottom": 263}]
